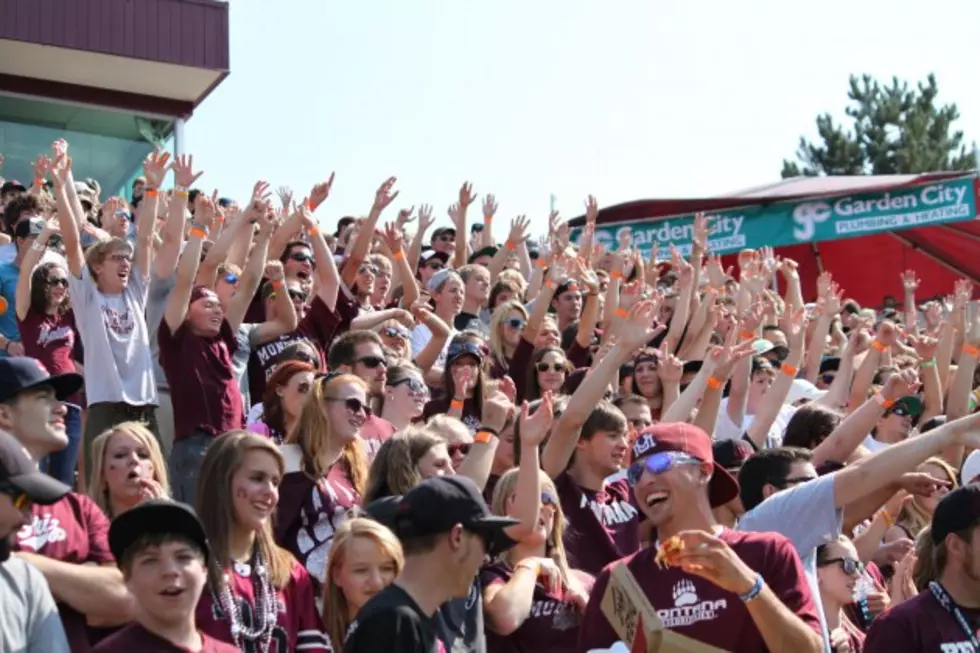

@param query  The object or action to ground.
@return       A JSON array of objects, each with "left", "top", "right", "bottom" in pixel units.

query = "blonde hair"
[
  {"left": 426, "top": 415, "right": 472, "bottom": 446},
  {"left": 196, "top": 431, "right": 294, "bottom": 589},
  {"left": 489, "top": 300, "right": 528, "bottom": 368},
  {"left": 84, "top": 237, "right": 132, "bottom": 279},
  {"left": 288, "top": 374, "right": 369, "bottom": 496},
  {"left": 322, "top": 518, "right": 404, "bottom": 648},
  {"left": 897, "top": 457, "right": 959, "bottom": 538},
  {"left": 491, "top": 468, "right": 571, "bottom": 587},
  {"left": 363, "top": 428, "right": 444, "bottom": 503},
  {"left": 86, "top": 421, "right": 170, "bottom": 517}
]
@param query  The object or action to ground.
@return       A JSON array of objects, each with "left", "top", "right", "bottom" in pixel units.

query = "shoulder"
[
  {"left": 281, "top": 443, "right": 304, "bottom": 475},
  {"left": 202, "top": 632, "right": 240, "bottom": 652},
  {"left": 70, "top": 492, "right": 111, "bottom": 525},
  {"left": 721, "top": 528, "right": 799, "bottom": 563},
  {"left": 742, "top": 475, "right": 835, "bottom": 521},
  {"left": 865, "top": 592, "right": 933, "bottom": 644}
]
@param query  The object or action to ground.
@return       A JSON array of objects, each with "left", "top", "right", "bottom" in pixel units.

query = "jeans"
[
  {"left": 42, "top": 404, "right": 82, "bottom": 488},
  {"left": 169, "top": 431, "right": 213, "bottom": 506}
]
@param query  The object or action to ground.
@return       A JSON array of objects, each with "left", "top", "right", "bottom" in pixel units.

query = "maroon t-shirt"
[
  {"left": 158, "top": 318, "right": 243, "bottom": 441},
  {"left": 13, "top": 492, "right": 115, "bottom": 653},
  {"left": 196, "top": 558, "right": 331, "bottom": 652},
  {"left": 863, "top": 586, "right": 980, "bottom": 652},
  {"left": 555, "top": 472, "right": 640, "bottom": 576},
  {"left": 17, "top": 307, "right": 82, "bottom": 405},
  {"left": 579, "top": 528, "right": 821, "bottom": 653},
  {"left": 247, "top": 295, "right": 340, "bottom": 402},
  {"left": 360, "top": 414, "right": 395, "bottom": 460},
  {"left": 92, "top": 623, "right": 239, "bottom": 652},
  {"left": 565, "top": 339, "right": 591, "bottom": 370},
  {"left": 480, "top": 562, "right": 583, "bottom": 653}
]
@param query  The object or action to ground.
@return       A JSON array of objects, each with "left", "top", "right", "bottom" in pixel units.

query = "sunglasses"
[
  {"left": 383, "top": 326, "right": 411, "bottom": 340},
  {"left": 447, "top": 442, "right": 472, "bottom": 458},
  {"left": 0, "top": 481, "right": 31, "bottom": 511},
  {"left": 504, "top": 318, "right": 526, "bottom": 330},
  {"left": 288, "top": 251, "right": 316, "bottom": 268},
  {"left": 46, "top": 277, "right": 69, "bottom": 287},
  {"left": 355, "top": 355, "right": 388, "bottom": 369},
  {"left": 358, "top": 264, "right": 377, "bottom": 275},
  {"left": 536, "top": 362, "right": 566, "bottom": 373},
  {"left": 325, "top": 396, "right": 372, "bottom": 417},
  {"left": 627, "top": 451, "right": 702, "bottom": 486},
  {"left": 541, "top": 491, "right": 558, "bottom": 507},
  {"left": 425, "top": 261, "right": 444, "bottom": 271},
  {"left": 288, "top": 289, "right": 308, "bottom": 302},
  {"left": 886, "top": 405, "right": 912, "bottom": 418},
  {"left": 389, "top": 376, "right": 428, "bottom": 395},
  {"left": 819, "top": 556, "right": 863, "bottom": 576},
  {"left": 224, "top": 272, "right": 239, "bottom": 285}
]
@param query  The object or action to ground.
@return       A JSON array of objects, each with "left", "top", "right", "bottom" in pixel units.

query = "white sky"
[{"left": 184, "top": 0, "right": 980, "bottom": 238}]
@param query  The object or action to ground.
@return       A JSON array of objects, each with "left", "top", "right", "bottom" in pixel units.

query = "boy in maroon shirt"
[
  {"left": 93, "top": 500, "right": 237, "bottom": 653},
  {"left": 578, "top": 423, "right": 824, "bottom": 653},
  {"left": 864, "top": 484, "right": 980, "bottom": 652}
]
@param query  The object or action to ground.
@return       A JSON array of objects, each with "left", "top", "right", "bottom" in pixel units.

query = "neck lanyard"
[{"left": 929, "top": 581, "right": 980, "bottom": 649}]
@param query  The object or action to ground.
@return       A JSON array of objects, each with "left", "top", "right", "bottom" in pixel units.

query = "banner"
[{"left": 574, "top": 175, "right": 978, "bottom": 258}]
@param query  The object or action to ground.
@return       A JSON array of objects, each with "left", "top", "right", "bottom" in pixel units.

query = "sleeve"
[
  {"left": 478, "top": 564, "right": 508, "bottom": 591},
  {"left": 25, "top": 561, "right": 71, "bottom": 653},
  {"left": 409, "top": 324, "right": 431, "bottom": 359},
  {"left": 577, "top": 567, "right": 622, "bottom": 652},
  {"left": 343, "top": 609, "right": 425, "bottom": 653},
  {"left": 862, "top": 608, "right": 916, "bottom": 653},
  {"left": 291, "top": 565, "right": 334, "bottom": 652},
  {"left": 738, "top": 476, "right": 842, "bottom": 555},
  {"left": 81, "top": 496, "right": 116, "bottom": 564},
  {"left": 762, "top": 536, "right": 822, "bottom": 636},
  {"left": 509, "top": 338, "right": 535, "bottom": 403},
  {"left": 66, "top": 266, "right": 93, "bottom": 311},
  {"left": 566, "top": 340, "right": 591, "bottom": 370},
  {"left": 298, "top": 296, "right": 342, "bottom": 352}
]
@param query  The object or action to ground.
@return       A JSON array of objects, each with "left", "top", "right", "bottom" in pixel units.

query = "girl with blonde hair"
[
  {"left": 489, "top": 299, "right": 529, "bottom": 374},
  {"left": 885, "top": 456, "right": 958, "bottom": 542},
  {"left": 86, "top": 421, "right": 169, "bottom": 518},
  {"left": 194, "top": 430, "right": 330, "bottom": 652},
  {"left": 275, "top": 373, "right": 369, "bottom": 586},
  {"left": 322, "top": 517, "right": 404, "bottom": 649}
]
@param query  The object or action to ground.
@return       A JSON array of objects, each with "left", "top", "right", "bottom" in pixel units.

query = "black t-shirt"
[
  {"left": 345, "top": 584, "right": 442, "bottom": 653},
  {"left": 454, "top": 312, "right": 480, "bottom": 331},
  {"left": 436, "top": 581, "right": 486, "bottom": 653}
]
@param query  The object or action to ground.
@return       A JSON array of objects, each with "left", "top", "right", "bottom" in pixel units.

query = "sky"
[{"left": 183, "top": 0, "right": 980, "bottom": 238}]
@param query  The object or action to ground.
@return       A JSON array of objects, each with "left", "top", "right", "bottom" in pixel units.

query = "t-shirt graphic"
[
  {"left": 17, "top": 513, "right": 68, "bottom": 551},
  {"left": 556, "top": 472, "right": 640, "bottom": 575}
]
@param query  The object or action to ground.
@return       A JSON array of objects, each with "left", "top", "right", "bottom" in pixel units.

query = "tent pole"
[
  {"left": 887, "top": 233, "right": 980, "bottom": 285},
  {"left": 810, "top": 242, "right": 825, "bottom": 276}
]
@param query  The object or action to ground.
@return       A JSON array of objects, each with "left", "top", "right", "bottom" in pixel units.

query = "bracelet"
[
  {"left": 780, "top": 362, "right": 798, "bottom": 377},
  {"left": 144, "top": 188, "right": 159, "bottom": 198},
  {"left": 739, "top": 573, "right": 765, "bottom": 603},
  {"left": 615, "top": 308, "right": 629, "bottom": 318},
  {"left": 270, "top": 281, "right": 283, "bottom": 291},
  {"left": 963, "top": 344, "right": 980, "bottom": 358},
  {"left": 515, "top": 560, "right": 540, "bottom": 575},
  {"left": 392, "top": 250, "right": 405, "bottom": 261},
  {"left": 188, "top": 227, "right": 208, "bottom": 240},
  {"left": 874, "top": 393, "right": 895, "bottom": 409},
  {"left": 878, "top": 508, "right": 895, "bottom": 529},
  {"left": 173, "top": 190, "right": 189, "bottom": 198},
  {"left": 505, "top": 240, "right": 516, "bottom": 251},
  {"left": 544, "top": 279, "right": 556, "bottom": 290},
  {"left": 919, "top": 358, "right": 937, "bottom": 368},
  {"left": 477, "top": 425, "right": 499, "bottom": 437},
  {"left": 706, "top": 376, "right": 723, "bottom": 390},
  {"left": 740, "top": 330, "right": 756, "bottom": 341},
  {"left": 450, "top": 399, "right": 464, "bottom": 410},
  {"left": 610, "top": 271, "right": 623, "bottom": 280},
  {"left": 33, "top": 178, "right": 42, "bottom": 188},
  {"left": 534, "top": 259, "right": 547, "bottom": 268},
  {"left": 30, "top": 241, "right": 44, "bottom": 252},
  {"left": 474, "top": 430, "right": 497, "bottom": 444},
  {"left": 871, "top": 340, "right": 887, "bottom": 353}
]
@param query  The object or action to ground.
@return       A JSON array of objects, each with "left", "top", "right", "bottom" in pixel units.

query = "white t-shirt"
[
  {"left": 861, "top": 434, "right": 890, "bottom": 453},
  {"left": 715, "top": 397, "right": 798, "bottom": 449},
  {"left": 410, "top": 323, "right": 455, "bottom": 369},
  {"left": 68, "top": 264, "right": 157, "bottom": 406}
]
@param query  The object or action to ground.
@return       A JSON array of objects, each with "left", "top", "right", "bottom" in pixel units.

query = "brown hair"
[
  {"left": 84, "top": 237, "right": 133, "bottom": 280},
  {"left": 262, "top": 360, "right": 316, "bottom": 439},
  {"left": 196, "top": 431, "right": 294, "bottom": 590},
  {"left": 524, "top": 346, "right": 569, "bottom": 403},
  {"left": 363, "top": 429, "right": 444, "bottom": 503}
]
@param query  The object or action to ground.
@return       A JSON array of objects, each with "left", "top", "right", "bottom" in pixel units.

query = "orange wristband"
[
  {"left": 740, "top": 330, "right": 755, "bottom": 341},
  {"left": 615, "top": 308, "right": 629, "bottom": 318},
  {"left": 308, "top": 226, "right": 319, "bottom": 235},
  {"left": 474, "top": 430, "right": 497, "bottom": 444},
  {"left": 450, "top": 399, "right": 464, "bottom": 410},
  {"left": 188, "top": 227, "right": 207, "bottom": 239},
  {"left": 706, "top": 376, "right": 723, "bottom": 390},
  {"left": 875, "top": 393, "right": 895, "bottom": 409},
  {"left": 780, "top": 362, "right": 798, "bottom": 377},
  {"left": 871, "top": 340, "right": 887, "bottom": 353},
  {"left": 610, "top": 271, "right": 623, "bottom": 280},
  {"left": 544, "top": 279, "right": 556, "bottom": 290},
  {"left": 392, "top": 250, "right": 405, "bottom": 261},
  {"left": 505, "top": 240, "right": 516, "bottom": 251},
  {"left": 535, "top": 259, "right": 547, "bottom": 268},
  {"left": 144, "top": 188, "right": 159, "bottom": 198},
  {"left": 270, "top": 281, "right": 283, "bottom": 291},
  {"left": 963, "top": 344, "right": 980, "bottom": 358}
]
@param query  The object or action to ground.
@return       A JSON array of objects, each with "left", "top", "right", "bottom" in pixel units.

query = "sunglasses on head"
[
  {"left": 447, "top": 442, "right": 472, "bottom": 457},
  {"left": 224, "top": 272, "right": 239, "bottom": 285},
  {"left": 46, "top": 277, "right": 69, "bottom": 287},
  {"left": 536, "top": 361, "right": 566, "bottom": 373},
  {"left": 325, "top": 396, "right": 372, "bottom": 417},
  {"left": 383, "top": 326, "right": 411, "bottom": 340},
  {"left": 389, "top": 376, "right": 428, "bottom": 396},
  {"left": 448, "top": 342, "right": 485, "bottom": 362},
  {"left": 0, "top": 481, "right": 31, "bottom": 512},
  {"left": 541, "top": 491, "right": 558, "bottom": 507},
  {"left": 819, "top": 556, "right": 863, "bottom": 576},
  {"left": 627, "top": 451, "right": 702, "bottom": 486},
  {"left": 504, "top": 318, "right": 526, "bottom": 330},
  {"left": 355, "top": 355, "right": 388, "bottom": 369}
]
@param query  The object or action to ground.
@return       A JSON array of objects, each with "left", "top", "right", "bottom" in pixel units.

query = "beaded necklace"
[{"left": 211, "top": 547, "right": 279, "bottom": 651}]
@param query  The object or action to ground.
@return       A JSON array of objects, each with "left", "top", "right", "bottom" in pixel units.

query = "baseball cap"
[
  {"left": 553, "top": 279, "right": 581, "bottom": 299},
  {"left": 431, "top": 227, "right": 456, "bottom": 242},
  {"left": 889, "top": 395, "right": 923, "bottom": 417},
  {"left": 420, "top": 249, "right": 450, "bottom": 267},
  {"left": 0, "top": 429, "right": 71, "bottom": 505},
  {"left": 786, "top": 379, "right": 827, "bottom": 405},
  {"left": 630, "top": 422, "right": 739, "bottom": 507},
  {"left": 712, "top": 439, "right": 754, "bottom": 474},
  {"left": 427, "top": 268, "right": 457, "bottom": 292},
  {"left": 962, "top": 450, "right": 980, "bottom": 486},
  {"left": 446, "top": 341, "right": 485, "bottom": 367},
  {"left": 109, "top": 499, "right": 210, "bottom": 563},
  {"left": 468, "top": 246, "right": 497, "bottom": 263},
  {"left": 931, "top": 484, "right": 980, "bottom": 544},
  {"left": 1, "top": 180, "right": 26, "bottom": 195},
  {"left": 0, "top": 357, "right": 83, "bottom": 404},
  {"left": 364, "top": 495, "right": 402, "bottom": 530},
  {"left": 395, "top": 476, "right": 519, "bottom": 557}
]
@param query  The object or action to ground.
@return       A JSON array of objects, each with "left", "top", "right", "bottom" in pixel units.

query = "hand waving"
[
  {"left": 170, "top": 154, "right": 203, "bottom": 189},
  {"left": 142, "top": 150, "right": 171, "bottom": 189},
  {"left": 519, "top": 392, "right": 554, "bottom": 446}
]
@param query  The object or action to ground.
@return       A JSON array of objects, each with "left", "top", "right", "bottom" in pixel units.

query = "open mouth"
[
  {"left": 645, "top": 491, "right": 669, "bottom": 508},
  {"left": 251, "top": 501, "right": 274, "bottom": 516},
  {"left": 160, "top": 587, "right": 185, "bottom": 598},
  {"left": 296, "top": 270, "right": 311, "bottom": 280}
]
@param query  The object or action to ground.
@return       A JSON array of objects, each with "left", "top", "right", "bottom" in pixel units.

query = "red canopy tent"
[{"left": 568, "top": 173, "right": 980, "bottom": 308}]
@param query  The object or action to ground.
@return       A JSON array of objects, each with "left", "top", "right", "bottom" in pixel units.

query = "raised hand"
[
  {"left": 309, "top": 173, "right": 336, "bottom": 210},
  {"left": 276, "top": 186, "right": 293, "bottom": 212},
  {"left": 381, "top": 221, "right": 405, "bottom": 253},
  {"left": 704, "top": 254, "right": 730, "bottom": 289},
  {"left": 193, "top": 194, "right": 218, "bottom": 230},
  {"left": 482, "top": 194, "right": 498, "bottom": 220},
  {"left": 759, "top": 245, "right": 780, "bottom": 280},
  {"left": 51, "top": 139, "right": 68, "bottom": 160},
  {"left": 49, "top": 151, "right": 72, "bottom": 188},
  {"left": 620, "top": 299, "right": 667, "bottom": 351},
  {"left": 924, "top": 301, "right": 943, "bottom": 329},
  {"left": 901, "top": 269, "right": 920, "bottom": 294},
  {"left": 657, "top": 344, "right": 684, "bottom": 384},
  {"left": 876, "top": 320, "right": 899, "bottom": 347},
  {"left": 910, "top": 334, "right": 939, "bottom": 362},
  {"left": 170, "top": 154, "right": 203, "bottom": 189},
  {"left": 882, "top": 368, "right": 920, "bottom": 402},
  {"left": 458, "top": 181, "right": 477, "bottom": 210},
  {"left": 519, "top": 392, "right": 554, "bottom": 446},
  {"left": 264, "top": 259, "right": 285, "bottom": 282},
  {"left": 395, "top": 206, "right": 415, "bottom": 230},
  {"left": 243, "top": 181, "right": 272, "bottom": 224},
  {"left": 585, "top": 194, "right": 599, "bottom": 224},
  {"left": 417, "top": 204, "right": 434, "bottom": 233},
  {"left": 507, "top": 215, "right": 530, "bottom": 246},
  {"left": 780, "top": 305, "right": 808, "bottom": 351},
  {"left": 816, "top": 270, "right": 834, "bottom": 300},
  {"left": 371, "top": 177, "right": 399, "bottom": 217},
  {"left": 142, "top": 150, "right": 171, "bottom": 189},
  {"left": 779, "top": 257, "right": 799, "bottom": 281},
  {"left": 692, "top": 212, "right": 709, "bottom": 251},
  {"left": 32, "top": 154, "right": 52, "bottom": 185},
  {"left": 617, "top": 227, "right": 632, "bottom": 252},
  {"left": 706, "top": 329, "right": 756, "bottom": 380}
]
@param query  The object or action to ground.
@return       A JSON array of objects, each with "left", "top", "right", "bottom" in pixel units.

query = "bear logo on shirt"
[
  {"left": 17, "top": 514, "right": 67, "bottom": 551},
  {"left": 672, "top": 579, "right": 698, "bottom": 607}
]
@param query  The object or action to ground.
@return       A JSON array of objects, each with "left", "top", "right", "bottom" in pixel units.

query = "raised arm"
[
  {"left": 380, "top": 221, "right": 418, "bottom": 309},
  {"left": 135, "top": 150, "right": 171, "bottom": 279},
  {"left": 744, "top": 308, "right": 806, "bottom": 449},
  {"left": 901, "top": 270, "right": 920, "bottom": 335},
  {"left": 411, "top": 306, "right": 451, "bottom": 375},
  {"left": 226, "top": 212, "right": 276, "bottom": 330},
  {"left": 15, "top": 218, "right": 58, "bottom": 320},
  {"left": 487, "top": 216, "right": 530, "bottom": 282},
  {"left": 15, "top": 552, "right": 135, "bottom": 625},
  {"left": 301, "top": 204, "right": 342, "bottom": 311},
  {"left": 406, "top": 204, "right": 433, "bottom": 274},
  {"left": 480, "top": 194, "right": 496, "bottom": 249},
  {"left": 162, "top": 196, "right": 214, "bottom": 333},
  {"left": 450, "top": 182, "right": 476, "bottom": 270},
  {"left": 155, "top": 155, "right": 201, "bottom": 278},
  {"left": 342, "top": 176, "right": 395, "bottom": 288}
]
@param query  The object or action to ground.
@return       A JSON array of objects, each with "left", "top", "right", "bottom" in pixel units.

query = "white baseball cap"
[{"left": 961, "top": 449, "right": 980, "bottom": 485}]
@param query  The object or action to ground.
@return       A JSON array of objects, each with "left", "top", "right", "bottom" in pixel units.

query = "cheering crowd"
[{"left": 0, "top": 140, "right": 979, "bottom": 653}]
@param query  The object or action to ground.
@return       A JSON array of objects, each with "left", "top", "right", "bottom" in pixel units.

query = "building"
[{"left": 0, "top": 0, "right": 230, "bottom": 196}]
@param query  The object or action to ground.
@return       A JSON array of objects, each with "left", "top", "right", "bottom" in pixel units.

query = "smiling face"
[
  {"left": 915, "top": 462, "right": 952, "bottom": 515},
  {"left": 500, "top": 310, "right": 525, "bottom": 348},
  {"left": 417, "top": 442, "right": 455, "bottom": 478},
  {"left": 333, "top": 535, "right": 399, "bottom": 617},
  {"left": 230, "top": 450, "right": 281, "bottom": 532},
  {"left": 817, "top": 539, "right": 860, "bottom": 607},
  {"left": 535, "top": 319, "right": 562, "bottom": 349},
  {"left": 44, "top": 266, "right": 70, "bottom": 306},
  {"left": 536, "top": 350, "right": 567, "bottom": 393},
  {"left": 102, "top": 431, "right": 156, "bottom": 506},
  {"left": 125, "top": 538, "right": 207, "bottom": 626},
  {"left": 371, "top": 259, "right": 392, "bottom": 303},
  {"left": 553, "top": 290, "right": 582, "bottom": 324},
  {"left": 385, "top": 373, "right": 428, "bottom": 420},
  {"left": 186, "top": 289, "right": 224, "bottom": 337},
  {"left": 632, "top": 455, "right": 712, "bottom": 527},
  {"left": 356, "top": 262, "right": 377, "bottom": 298},
  {"left": 352, "top": 342, "right": 388, "bottom": 396},
  {"left": 0, "top": 386, "right": 68, "bottom": 458},
  {"left": 379, "top": 322, "right": 410, "bottom": 358},
  {"left": 323, "top": 381, "right": 370, "bottom": 442},
  {"left": 633, "top": 359, "right": 659, "bottom": 398},
  {"left": 576, "top": 428, "right": 629, "bottom": 478},
  {"left": 435, "top": 276, "right": 466, "bottom": 316}
]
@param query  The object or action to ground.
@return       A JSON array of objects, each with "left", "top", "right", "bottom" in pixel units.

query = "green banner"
[{"left": 574, "top": 175, "right": 978, "bottom": 257}]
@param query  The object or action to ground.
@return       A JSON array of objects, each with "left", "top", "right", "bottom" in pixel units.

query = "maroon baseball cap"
[{"left": 631, "top": 422, "right": 740, "bottom": 507}]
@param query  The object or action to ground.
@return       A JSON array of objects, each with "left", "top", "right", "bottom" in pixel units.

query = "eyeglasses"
[
  {"left": 358, "top": 264, "right": 377, "bottom": 276},
  {"left": 447, "top": 442, "right": 472, "bottom": 457},
  {"left": 819, "top": 556, "right": 863, "bottom": 576},
  {"left": 325, "top": 396, "right": 372, "bottom": 417},
  {"left": 536, "top": 361, "right": 567, "bottom": 373},
  {"left": 355, "top": 355, "right": 388, "bottom": 369},
  {"left": 46, "top": 277, "right": 69, "bottom": 287},
  {"left": 383, "top": 326, "right": 411, "bottom": 340},
  {"left": 288, "top": 289, "right": 308, "bottom": 303},
  {"left": 0, "top": 481, "right": 31, "bottom": 511},
  {"left": 223, "top": 273, "right": 239, "bottom": 285},
  {"left": 448, "top": 342, "right": 485, "bottom": 361},
  {"left": 504, "top": 318, "right": 526, "bottom": 330},
  {"left": 627, "top": 451, "right": 702, "bottom": 486},
  {"left": 109, "top": 253, "right": 132, "bottom": 264}
]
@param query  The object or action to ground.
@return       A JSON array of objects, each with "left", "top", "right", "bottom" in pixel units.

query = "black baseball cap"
[
  {"left": 0, "top": 429, "right": 71, "bottom": 504},
  {"left": 431, "top": 227, "right": 456, "bottom": 242},
  {"left": 395, "top": 476, "right": 519, "bottom": 556},
  {"left": 364, "top": 495, "right": 401, "bottom": 531},
  {"left": 109, "top": 499, "right": 210, "bottom": 563},
  {"left": 0, "top": 357, "right": 83, "bottom": 404},
  {"left": 468, "top": 246, "right": 497, "bottom": 263},
  {"left": 932, "top": 484, "right": 980, "bottom": 545},
  {"left": 1, "top": 180, "right": 27, "bottom": 195},
  {"left": 819, "top": 357, "right": 841, "bottom": 375}
]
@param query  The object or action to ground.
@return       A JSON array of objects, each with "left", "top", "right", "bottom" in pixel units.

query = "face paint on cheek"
[{"left": 235, "top": 488, "right": 248, "bottom": 500}]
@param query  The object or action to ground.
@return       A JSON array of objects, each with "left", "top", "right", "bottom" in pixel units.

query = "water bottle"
[{"left": 852, "top": 571, "right": 874, "bottom": 629}]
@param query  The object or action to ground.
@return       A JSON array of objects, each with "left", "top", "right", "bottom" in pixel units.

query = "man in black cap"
[
  {"left": 0, "top": 429, "right": 71, "bottom": 652},
  {"left": 345, "top": 476, "right": 518, "bottom": 653},
  {"left": 431, "top": 226, "right": 456, "bottom": 257},
  {"left": 865, "top": 484, "right": 980, "bottom": 651},
  {"left": 0, "top": 356, "right": 134, "bottom": 651},
  {"left": 92, "top": 500, "right": 237, "bottom": 652}
]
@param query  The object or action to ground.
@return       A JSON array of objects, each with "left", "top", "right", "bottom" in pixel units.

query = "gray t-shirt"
[
  {"left": 737, "top": 473, "right": 842, "bottom": 653},
  {"left": 0, "top": 556, "right": 70, "bottom": 653},
  {"left": 234, "top": 322, "right": 262, "bottom": 408},
  {"left": 67, "top": 264, "right": 157, "bottom": 406},
  {"left": 146, "top": 271, "right": 176, "bottom": 392}
]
